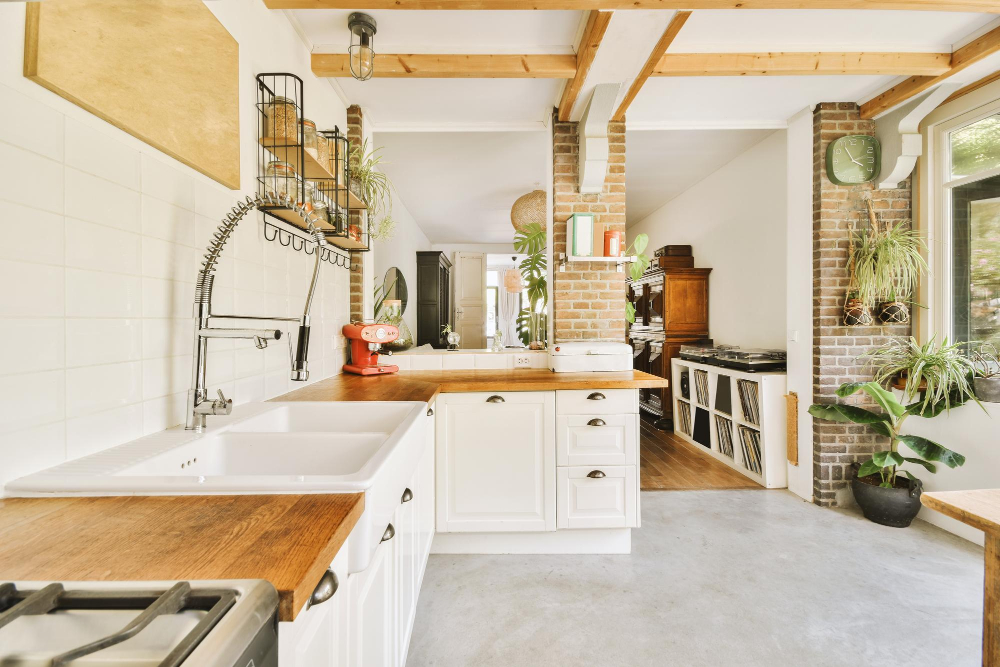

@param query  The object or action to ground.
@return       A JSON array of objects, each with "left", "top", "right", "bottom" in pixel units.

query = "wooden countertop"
[
  {"left": 922, "top": 489, "right": 1000, "bottom": 535},
  {"left": 0, "top": 493, "right": 363, "bottom": 622},
  {"left": 274, "top": 368, "right": 667, "bottom": 404}
]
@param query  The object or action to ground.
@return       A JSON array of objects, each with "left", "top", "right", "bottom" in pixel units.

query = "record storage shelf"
[{"left": 671, "top": 358, "right": 788, "bottom": 489}]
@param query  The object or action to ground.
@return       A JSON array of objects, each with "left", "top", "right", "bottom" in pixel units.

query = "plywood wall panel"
[{"left": 24, "top": 0, "right": 240, "bottom": 189}]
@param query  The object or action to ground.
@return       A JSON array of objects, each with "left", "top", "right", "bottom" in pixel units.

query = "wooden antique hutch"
[{"left": 627, "top": 265, "right": 711, "bottom": 425}]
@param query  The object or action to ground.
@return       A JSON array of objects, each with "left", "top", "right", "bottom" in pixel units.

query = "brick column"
[
  {"left": 347, "top": 104, "right": 364, "bottom": 323},
  {"left": 552, "top": 113, "right": 627, "bottom": 342},
  {"left": 812, "top": 102, "right": 912, "bottom": 505}
]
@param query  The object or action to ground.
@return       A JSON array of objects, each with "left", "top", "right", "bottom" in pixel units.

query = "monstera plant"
[{"left": 514, "top": 222, "right": 547, "bottom": 349}]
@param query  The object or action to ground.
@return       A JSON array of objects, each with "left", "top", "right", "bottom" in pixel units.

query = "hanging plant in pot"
[
  {"left": 848, "top": 197, "right": 928, "bottom": 325},
  {"left": 808, "top": 336, "right": 980, "bottom": 527},
  {"left": 349, "top": 138, "right": 396, "bottom": 242}
]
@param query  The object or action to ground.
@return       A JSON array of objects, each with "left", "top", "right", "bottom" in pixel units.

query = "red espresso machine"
[{"left": 343, "top": 322, "right": 400, "bottom": 375}]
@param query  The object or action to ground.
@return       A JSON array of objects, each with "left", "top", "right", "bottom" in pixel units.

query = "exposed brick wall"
[
  {"left": 812, "top": 102, "right": 912, "bottom": 506},
  {"left": 552, "top": 113, "right": 627, "bottom": 342},
  {"left": 347, "top": 104, "right": 364, "bottom": 323}
]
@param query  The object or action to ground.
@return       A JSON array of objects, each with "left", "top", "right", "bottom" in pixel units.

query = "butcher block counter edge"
[
  {"left": 0, "top": 493, "right": 364, "bottom": 622},
  {"left": 273, "top": 368, "right": 668, "bottom": 404}
]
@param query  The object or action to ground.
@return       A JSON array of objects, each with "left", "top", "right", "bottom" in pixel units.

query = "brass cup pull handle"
[
  {"left": 587, "top": 418, "right": 606, "bottom": 427},
  {"left": 308, "top": 569, "right": 339, "bottom": 608},
  {"left": 381, "top": 523, "right": 395, "bottom": 543},
  {"left": 427, "top": 407, "right": 434, "bottom": 416},
  {"left": 401, "top": 487, "right": 413, "bottom": 503},
  {"left": 587, "top": 392, "right": 606, "bottom": 401},
  {"left": 587, "top": 470, "right": 606, "bottom": 479},
  {"left": 486, "top": 395, "right": 505, "bottom": 403}
]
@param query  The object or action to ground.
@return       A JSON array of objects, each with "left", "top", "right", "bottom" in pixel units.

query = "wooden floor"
[{"left": 640, "top": 416, "right": 763, "bottom": 491}]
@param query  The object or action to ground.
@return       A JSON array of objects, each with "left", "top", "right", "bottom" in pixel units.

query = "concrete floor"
[{"left": 406, "top": 490, "right": 984, "bottom": 667}]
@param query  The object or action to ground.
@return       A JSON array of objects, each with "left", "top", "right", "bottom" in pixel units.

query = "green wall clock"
[{"left": 826, "top": 135, "right": 881, "bottom": 185}]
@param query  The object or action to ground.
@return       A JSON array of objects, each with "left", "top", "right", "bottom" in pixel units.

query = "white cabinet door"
[
  {"left": 417, "top": 402, "right": 435, "bottom": 566},
  {"left": 396, "top": 482, "right": 417, "bottom": 666},
  {"left": 278, "top": 541, "right": 350, "bottom": 667},
  {"left": 349, "top": 522, "right": 396, "bottom": 667},
  {"left": 437, "top": 391, "right": 555, "bottom": 533},
  {"left": 557, "top": 465, "right": 638, "bottom": 529}
]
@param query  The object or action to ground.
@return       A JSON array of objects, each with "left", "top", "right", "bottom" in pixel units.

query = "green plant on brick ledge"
[{"left": 808, "top": 336, "right": 982, "bottom": 528}]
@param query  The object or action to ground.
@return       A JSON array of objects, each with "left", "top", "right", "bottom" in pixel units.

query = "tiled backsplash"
[{"left": 0, "top": 81, "right": 350, "bottom": 490}]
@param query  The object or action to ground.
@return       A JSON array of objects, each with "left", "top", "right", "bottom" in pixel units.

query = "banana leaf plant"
[{"left": 808, "top": 381, "right": 969, "bottom": 487}]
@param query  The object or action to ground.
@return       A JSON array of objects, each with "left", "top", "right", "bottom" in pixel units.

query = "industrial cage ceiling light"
[{"left": 348, "top": 12, "right": 377, "bottom": 81}]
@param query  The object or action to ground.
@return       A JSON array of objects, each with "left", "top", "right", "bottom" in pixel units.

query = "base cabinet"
[
  {"left": 281, "top": 404, "right": 436, "bottom": 667},
  {"left": 436, "top": 391, "right": 556, "bottom": 533}
]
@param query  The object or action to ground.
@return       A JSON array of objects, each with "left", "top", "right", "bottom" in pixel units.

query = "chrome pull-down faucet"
[{"left": 186, "top": 194, "right": 328, "bottom": 431}]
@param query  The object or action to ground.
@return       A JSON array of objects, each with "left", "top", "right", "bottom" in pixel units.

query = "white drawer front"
[
  {"left": 556, "top": 389, "right": 638, "bottom": 415},
  {"left": 557, "top": 465, "right": 637, "bottom": 529},
  {"left": 557, "top": 414, "right": 637, "bottom": 466}
]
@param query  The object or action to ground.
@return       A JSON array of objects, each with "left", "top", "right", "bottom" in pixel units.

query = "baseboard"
[{"left": 430, "top": 528, "right": 631, "bottom": 555}]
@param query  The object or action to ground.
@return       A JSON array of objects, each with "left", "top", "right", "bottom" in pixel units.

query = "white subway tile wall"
[{"left": 0, "top": 82, "right": 351, "bottom": 492}]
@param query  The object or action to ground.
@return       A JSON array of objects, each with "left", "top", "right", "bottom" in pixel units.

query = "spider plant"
[
  {"left": 850, "top": 221, "right": 927, "bottom": 306},
  {"left": 349, "top": 138, "right": 396, "bottom": 242},
  {"left": 862, "top": 335, "right": 980, "bottom": 414}
]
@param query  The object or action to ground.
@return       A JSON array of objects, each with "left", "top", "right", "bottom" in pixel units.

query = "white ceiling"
[
  {"left": 626, "top": 128, "right": 775, "bottom": 224},
  {"left": 374, "top": 130, "right": 548, "bottom": 244}
]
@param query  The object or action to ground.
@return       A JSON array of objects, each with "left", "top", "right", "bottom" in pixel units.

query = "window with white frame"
[{"left": 937, "top": 107, "right": 1000, "bottom": 348}]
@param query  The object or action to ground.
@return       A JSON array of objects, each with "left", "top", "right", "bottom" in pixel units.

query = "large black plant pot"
[{"left": 851, "top": 464, "right": 923, "bottom": 528}]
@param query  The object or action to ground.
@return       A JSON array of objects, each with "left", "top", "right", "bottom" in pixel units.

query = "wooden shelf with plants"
[
  {"left": 671, "top": 357, "right": 788, "bottom": 489},
  {"left": 255, "top": 73, "right": 369, "bottom": 252}
]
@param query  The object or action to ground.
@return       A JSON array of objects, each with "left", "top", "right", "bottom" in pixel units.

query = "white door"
[
  {"left": 349, "top": 525, "right": 396, "bottom": 667},
  {"left": 436, "top": 391, "right": 556, "bottom": 533},
  {"left": 453, "top": 251, "right": 486, "bottom": 349}
]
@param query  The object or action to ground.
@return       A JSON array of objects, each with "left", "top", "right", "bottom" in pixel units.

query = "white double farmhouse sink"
[{"left": 7, "top": 401, "right": 428, "bottom": 573}]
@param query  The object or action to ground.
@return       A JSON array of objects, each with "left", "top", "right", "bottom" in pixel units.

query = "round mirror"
[{"left": 383, "top": 267, "right": 408, "bottom": 314}]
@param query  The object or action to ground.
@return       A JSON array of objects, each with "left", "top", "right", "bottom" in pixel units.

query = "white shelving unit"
[
  {"left": 671, "top": 358, "right": 788, "bottom": 489},
  {"left": 558, "top": 218, "right": 635, "bottom": 272}
]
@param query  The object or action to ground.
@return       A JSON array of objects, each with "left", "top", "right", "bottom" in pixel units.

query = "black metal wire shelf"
[{"left": 255, "top": 72, "right": 369, "bottom": 252}]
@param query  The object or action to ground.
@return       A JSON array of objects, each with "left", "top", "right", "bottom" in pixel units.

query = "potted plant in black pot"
[
  {"left": 971, "top": 343, "right": 1000, "bottom": 403},
  {"left": 808, "top": 336, "right": 980, "bottom": 527}
]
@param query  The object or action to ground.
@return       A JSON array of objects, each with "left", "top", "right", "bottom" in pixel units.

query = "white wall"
[
  {"left": 785, "top": 110, "right": 815, "bottom": 502},
  {"left": 628, "top": 131, "right": 788, "bottom": 350},
  {"left": 373, "top": 191, "right": 431, "bottom": 337},
  {"left": 0, "top": 0, "right": 352, "bottom": 492},
  {"left": 904, "top": 402, "right": 1000, "bottom": 546}
]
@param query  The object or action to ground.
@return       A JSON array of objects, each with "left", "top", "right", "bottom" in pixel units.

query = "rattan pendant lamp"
[{"left": 510, "top": 190, "right": 546, "bottom": 232}]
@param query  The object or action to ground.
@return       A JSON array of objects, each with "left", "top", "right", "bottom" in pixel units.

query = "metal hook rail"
[{"left": 263, "top": 218, "right": 351, "bottom": 269}]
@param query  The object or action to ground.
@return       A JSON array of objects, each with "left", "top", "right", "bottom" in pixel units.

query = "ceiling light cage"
[
  {"left": 510, "top": 190, "right": 546, "bottom": 232},
  {"left": 348, "top": 12, "right": 377, "bottom": 81}
]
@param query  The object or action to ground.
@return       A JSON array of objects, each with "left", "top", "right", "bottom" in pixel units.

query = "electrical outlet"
[{"left": 514, "top": 354, "right": 532, "bottom": 368}]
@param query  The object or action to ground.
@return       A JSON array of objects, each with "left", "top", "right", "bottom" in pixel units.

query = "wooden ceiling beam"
[
  {"left": 311, "top": 53, "right": 577, "bottom": 78},
  {"left": 861, "top": 23, "right": 1000, "bottom": 118},
  {"left": 266, "top": 0, "right": 1000, "bottom": 12},
  {"left": 612, "top": 10, "right": 690, "bottom": 122},
  {"left": 942, "top": 69, "right": 1000, "bottom": 106},
  {"left": 653, "top": 51, "right": 952, "bottom": 76},
  {"left": 558, "top": 10, "right": 614, "bottom": 122}
]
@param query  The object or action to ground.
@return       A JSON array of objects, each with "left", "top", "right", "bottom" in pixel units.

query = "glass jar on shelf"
[
  {"left": 301, "top": 119, "right": 317, "bottom": 155},
  {"left": 264, "top": 96, "right": 298, "bottom": 141},
  {"left": 264, "top": 160, "right": 301, "bottom": 205},
  {"left": 306, "top": 181, "right": 329, "bottom": 222},
  {"left": 316, "top": 134, "right": 330, "bottom": 172}
]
